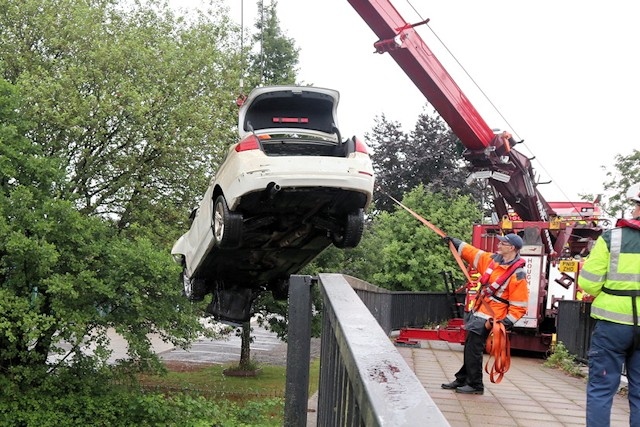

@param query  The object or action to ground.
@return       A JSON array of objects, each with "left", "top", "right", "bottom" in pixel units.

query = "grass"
[{"left": 137, "top": 358, "right": 321, "bottom": 403}]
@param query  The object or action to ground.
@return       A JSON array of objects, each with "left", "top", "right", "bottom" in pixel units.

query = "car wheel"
[
  {"left": 212, "top": 195, "right": 242, "bottom": 248},
  {"left": 269, "top": 278, "right": 290, "bottom": 301},
  {"left": 332, "top": 209, "right": 365, "bottom": 249},
  {"left": 181, "top": 268, "right": 207, "bottom": 302}
]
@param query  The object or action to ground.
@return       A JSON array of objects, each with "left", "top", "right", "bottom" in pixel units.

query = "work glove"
[{"left": 442, "top": 235, "right": 462, "bottom": 250}]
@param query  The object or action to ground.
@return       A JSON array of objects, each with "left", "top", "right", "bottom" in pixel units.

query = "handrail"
[{"left": 314, "top": 273, "right": 449, "bottom": 426}]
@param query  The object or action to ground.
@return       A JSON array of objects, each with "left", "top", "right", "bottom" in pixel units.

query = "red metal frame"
[{"left": 347, "top": 0, "right": 605, "bottom": 352}]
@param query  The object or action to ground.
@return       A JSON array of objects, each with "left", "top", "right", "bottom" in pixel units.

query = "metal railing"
[
  {"left": 344, "top": 275, "right": 456, "bottom": 334},
  {"left": 312, "top": 273, "right": 449, "bottom": 427}
]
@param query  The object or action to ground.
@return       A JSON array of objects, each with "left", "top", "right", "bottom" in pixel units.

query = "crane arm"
[
  {"left": 347, "top": 0, "right": 493, "bottom": 150},
  {"left": 347, "top": 0, "right": 556, "bottom": 228}
]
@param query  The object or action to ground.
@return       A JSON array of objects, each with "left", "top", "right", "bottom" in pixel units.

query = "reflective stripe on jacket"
[
  {"left": 578, "top": 227, "right": 640, "bottom": 325},
  {"left": 458, "top": 242, "right": 529, "bottom": 324}
]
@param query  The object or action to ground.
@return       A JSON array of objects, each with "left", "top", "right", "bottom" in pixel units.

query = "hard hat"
[{"left": 627, "top": 183, "right": 640, "bottom": 203}]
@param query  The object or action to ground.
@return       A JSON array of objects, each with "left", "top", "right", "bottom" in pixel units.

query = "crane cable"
[
  {"left": 383, "top": 189, "right": 511, "bottom": 383},
  {"left": 404, "top": 0, "right": 588, "bottom": 213}
]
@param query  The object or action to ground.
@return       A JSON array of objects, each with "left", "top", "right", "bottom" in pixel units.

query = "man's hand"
[
  {"left": 486, "top": 318, "right": 514, "bottom": 331},
  {"left": 497, "top": 318, "right": 514, "bottom": 331},
  {"left": 442, "top": 235, "right": 463, "bottom": 250}
]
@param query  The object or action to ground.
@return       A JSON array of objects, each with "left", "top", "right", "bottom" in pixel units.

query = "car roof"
[{"left": 238, "top": 85, "right": 340, "bottom": 140}]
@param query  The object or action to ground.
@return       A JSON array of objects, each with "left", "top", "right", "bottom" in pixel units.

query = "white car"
[{"left": 171, "top": 85, "right": 375, "bottom": 322}]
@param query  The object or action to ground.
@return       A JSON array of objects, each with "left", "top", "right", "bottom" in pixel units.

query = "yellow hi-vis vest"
[{"left": 578, "top": 227, "right": 640, "bottom": 325}]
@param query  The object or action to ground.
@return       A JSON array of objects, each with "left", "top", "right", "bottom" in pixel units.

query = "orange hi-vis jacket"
[{"left": 458, "top": 242, "right": 529, "bottom": 325}]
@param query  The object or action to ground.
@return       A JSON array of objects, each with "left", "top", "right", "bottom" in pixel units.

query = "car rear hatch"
[{"left": 238, "top": 85, "right": 340, "bottom": 141}]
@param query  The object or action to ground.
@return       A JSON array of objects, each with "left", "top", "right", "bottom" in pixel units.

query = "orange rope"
[{"left": 485, "top": 319, "right": 510, "bottom": 383}]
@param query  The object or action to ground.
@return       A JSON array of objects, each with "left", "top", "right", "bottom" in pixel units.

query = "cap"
[
  {"left": 627, "top": 183, "right": 640, "bottom": 203},
  {"left": 497, "top": 233, "right": 523, "bottom": 250}
]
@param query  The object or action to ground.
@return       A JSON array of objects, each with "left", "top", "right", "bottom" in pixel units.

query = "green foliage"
[
  {"left": 368, "top": 111, "right": 489, "bottom": 213},
  {"left": 304, "top": 186, "right": 481, "bottom": 292},
  {"left": 543, "top": 341, "right": 585, "bottom": 378},
  {"left": 246, "top": 0, "right": 300, "bottom": 87},
  {"left": 0, "top": 368, "right": 273, "bottom": 426},
  {"left": 235, "top": 0, "right": 302, "bottom": 360},
  {"left": 603, "top": 149, "right": 640, "bottom": 218},
  {"left": 0, "top": 0, "right": 245, "bottom": 245},
  {"left": 363, "top": 186, "right": 480, "bottom": 291},
  {"left": 0, "top": 73, "right": 207, "bottom": 375}
]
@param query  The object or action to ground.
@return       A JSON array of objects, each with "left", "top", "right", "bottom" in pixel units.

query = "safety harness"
[
  {"left": 601, "top": 218, "right": 640, "bottom": 351},
  {"left": 474, "top": 258, "right": 525, "bottom": 383}
]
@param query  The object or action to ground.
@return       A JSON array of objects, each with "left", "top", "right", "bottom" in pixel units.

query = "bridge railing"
[{"left": 311, "top": 273, "right": 449, "bottom": 427}]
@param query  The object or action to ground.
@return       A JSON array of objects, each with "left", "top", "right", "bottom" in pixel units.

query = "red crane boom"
[
  {"left": 346, "top": 0, "right": 606, "bottom": 353},
  {"left": 346, "top": 0, "right": 556, "bottom": 235}
]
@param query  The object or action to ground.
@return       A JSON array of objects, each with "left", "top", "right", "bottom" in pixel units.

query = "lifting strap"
[
  {"left": 485, "top": 320, "right": 510, "bottom": 383},
  {"left": 383, "top": 192, "right": 473, "bottom": 284}
]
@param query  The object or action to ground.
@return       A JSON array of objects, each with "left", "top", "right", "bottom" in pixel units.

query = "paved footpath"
[{"left": 397, "top": 340, "right": 631, "bottom": 427}]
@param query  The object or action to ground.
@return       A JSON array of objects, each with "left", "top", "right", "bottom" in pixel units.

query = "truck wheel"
[
  {"left": 332, "top": 209, "right": 365, "bottom": 248},
  {"left": 212, "top": 195, "right": 242, "bottom": 248}
]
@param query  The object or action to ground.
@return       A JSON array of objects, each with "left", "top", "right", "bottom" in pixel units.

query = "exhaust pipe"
[{"left": 266, "top": 182, "right": 281, "bottom": 200}]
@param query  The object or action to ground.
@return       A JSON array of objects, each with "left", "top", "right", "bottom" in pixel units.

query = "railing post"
[{"left": 283, "top": 275, "right": 313, "bottom": 427}]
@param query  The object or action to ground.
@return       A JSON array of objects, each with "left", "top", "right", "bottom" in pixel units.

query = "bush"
[
  {"left": 543, "top": 341, "right": 586, "bottom": 378},
  {"left": 0, "top": 365, "right": 283, "bottom": 426}
]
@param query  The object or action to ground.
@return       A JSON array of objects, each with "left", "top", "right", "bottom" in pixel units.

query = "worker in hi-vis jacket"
[
  {"left": 440, "top": 233, "right": 529, "bottom": 395},
  {"left": 579, "top": 183, "right": 640, "bottom": 427}
]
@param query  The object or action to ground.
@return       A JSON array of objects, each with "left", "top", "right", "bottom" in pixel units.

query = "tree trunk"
[{"left": 239, "top": 321, "right": 251, "bottom": 369}]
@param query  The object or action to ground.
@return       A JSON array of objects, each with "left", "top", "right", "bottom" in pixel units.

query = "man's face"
[
  {"left": 633, "top": 201, "right": 640, "bottom": 218},
  {"left": 497, "top": 241, "right": 516, "bottom": 255}
]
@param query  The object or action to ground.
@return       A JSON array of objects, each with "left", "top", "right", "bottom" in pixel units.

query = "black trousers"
[{"left": 454, "top": 327, "right": 490, "bottom": 389}]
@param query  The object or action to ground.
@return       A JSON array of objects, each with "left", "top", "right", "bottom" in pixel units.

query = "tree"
[
  {"left": 360, "top": 185, "right": 480, "bottom": 291},
  {"left": 0, "top": 0, "right": 245, "bottom": 381},
  {"left": 0, "top": 0, "right": 244, "bottom": 245},
  {"left": 230, "top": 0, "right": 301, "bottom": 371},
  {"left": 245, "top": 0, "right": 299, "bottom": 88},
  {"left": 368, "top": 107, "right": 488, "bottom": 213},
  {"left": 602, "top": 149, "right": 640, "bottom": 218},
  {"left": 366, "top": 114, "right": 411, "bottom": 211},
  {"left": 304, "top": 186, "right": 481, "bottom": 292},
  {"left": 0, "top": 76, "right": 208, "bottom": 379}
]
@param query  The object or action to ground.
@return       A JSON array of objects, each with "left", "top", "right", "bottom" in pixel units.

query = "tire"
[
  {"left": 332, "top": 209, "right": 365, "bottom": 249},
  {"left": 212, "top": 195, "right": 242, "bottom": 248},
  {"left": 269, "top": 278, "right": 290, "bottom": 301},
  {"left": 181, "top": 268, "right": 207, "bottom": 301}
]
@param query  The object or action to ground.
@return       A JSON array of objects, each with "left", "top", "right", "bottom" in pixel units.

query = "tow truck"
[{"left": 346, "top": 0, "right": 608, "bottom": 352}]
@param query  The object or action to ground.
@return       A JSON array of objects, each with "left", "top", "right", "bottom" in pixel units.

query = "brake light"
[
  {"left": 355, "top": 137, "right": 369, "bottom": 154},
  {"left": 235, "top": 135, "right": 261, "bottom": 152},
  {"left": 272, "top": 117, "right": 309, "bottom": 123}
]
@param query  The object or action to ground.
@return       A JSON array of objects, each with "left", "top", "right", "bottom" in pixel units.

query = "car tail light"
[
  {"left": 235, "top": 135, "right": 261, "bottom": 152},
  {"left": 354, "top": 137, "right": 369, "bottom": 154}
]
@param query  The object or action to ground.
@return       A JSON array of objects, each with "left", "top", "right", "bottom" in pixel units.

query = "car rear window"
[{"left": 243, "top": 91, "right": 335, "bottom": 134}]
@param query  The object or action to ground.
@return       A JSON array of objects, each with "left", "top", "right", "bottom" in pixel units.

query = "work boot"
[
  {"left": 441, "top": 380, "right": 464, "bottom": 390},
  {"left": 455, "top": 385, "right": 484, "bottom": 395}
]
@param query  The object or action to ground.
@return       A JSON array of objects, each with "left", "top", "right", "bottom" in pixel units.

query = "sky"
[{"left": 175, "top": 0, "right": 639, "bottom": 204}]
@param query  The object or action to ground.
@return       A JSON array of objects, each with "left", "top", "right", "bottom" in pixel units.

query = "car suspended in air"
[{"left": 171, "top": 85, "right": 375, "bottom": 323}]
